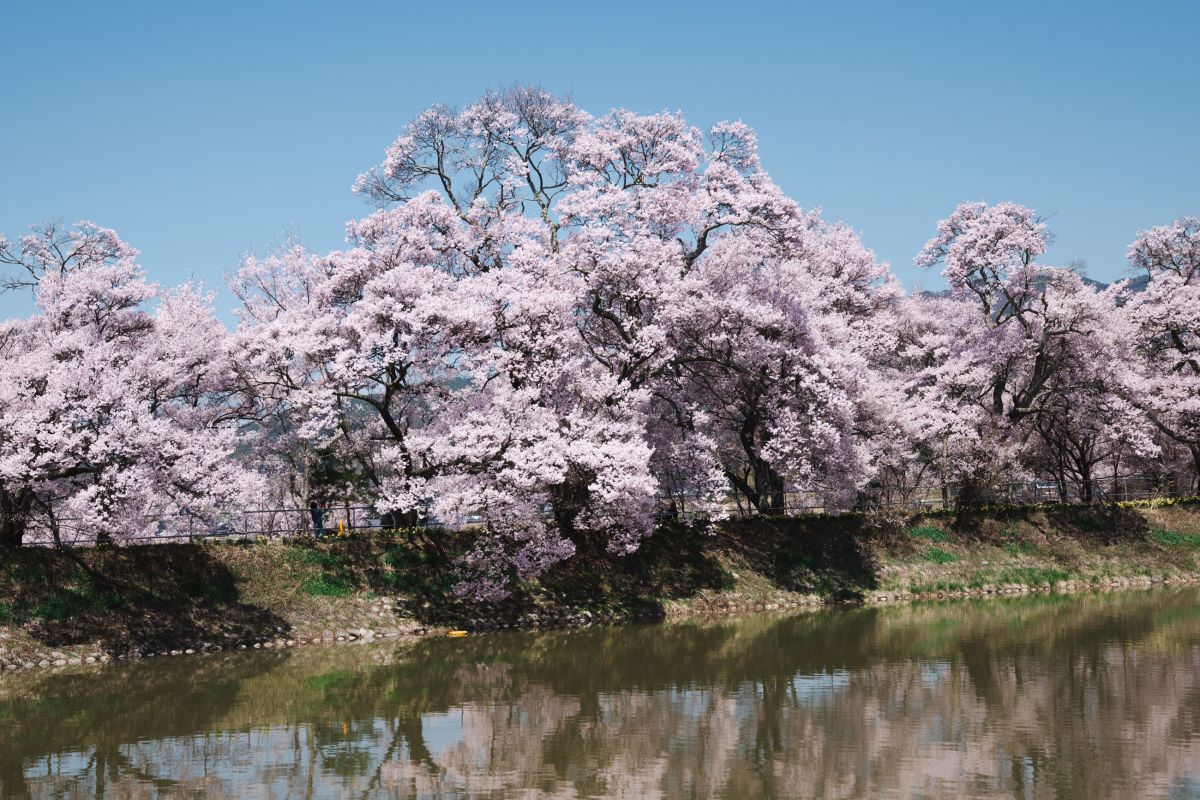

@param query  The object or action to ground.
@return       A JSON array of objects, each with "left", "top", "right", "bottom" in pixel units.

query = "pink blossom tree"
[
  {"left": 0, "top": 222, "right": 262, "bottom": 546},
  {"left": 5, "top": 116, "right": 1194, "bottom": 575},
  {"left": 1121, "top": 217, "right": 1200, "bottom": 482},
  {"left": 652, "top": 223, "right": 902, "bottom": 514},
  {"left": 912, "top": 202, "right": 1128, "bottom": 502},
  {"left": 1026, "top": 368, "right": 1158, "bottom": 501},
  {"left": 233, "top": 87, "right": 902, "bottom": 596}
]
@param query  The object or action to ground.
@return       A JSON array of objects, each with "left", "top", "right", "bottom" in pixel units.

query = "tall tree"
[
  {"left": 0, "top": 222, "right": 261, "bottom": 546},
  {"left": 912, "top": 202, "right": 1124, "bottom": 502},
  {"left": 1121, "top": 217, "right": 1200, "bottom": 482},
  {"left": 234, "top": 88, "right": 899, "bottom": 596}
]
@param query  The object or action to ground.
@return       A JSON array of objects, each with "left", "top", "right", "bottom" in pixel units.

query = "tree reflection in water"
[{"left": 3, "top": 588, "right": 1200, "bottom": 799}]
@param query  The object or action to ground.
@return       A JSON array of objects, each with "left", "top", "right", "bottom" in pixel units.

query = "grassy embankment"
[{"left": 0, "top": 498, "right": 1198, "bottom": 667}]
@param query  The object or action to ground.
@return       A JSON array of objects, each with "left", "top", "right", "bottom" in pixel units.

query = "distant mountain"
[{"left": 915, "top": 272, "right": 1149, "bottom": 300}]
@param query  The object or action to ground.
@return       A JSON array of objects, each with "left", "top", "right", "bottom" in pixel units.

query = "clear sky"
[{"left": 1, "top": 0, "right": 1196, "bottom": 321}]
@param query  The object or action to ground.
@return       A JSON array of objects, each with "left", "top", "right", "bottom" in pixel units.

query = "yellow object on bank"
[{"left": 447, "top": 630, "right": 468, "bottom": 637}]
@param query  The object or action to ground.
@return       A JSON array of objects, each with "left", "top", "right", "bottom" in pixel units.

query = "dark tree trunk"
[
  {"left": 729, "top": 407, "right": 788, "bottom": 516},
  {"left": 0, "top": 489, "right": 32, "bottom": 549},
  {"left": 551, "top": 476, "right": 606, "bottom": 554},
  {"left": 753, "top": 462, "right": 787, "bottom": 515},
  {"left": 1191, "top": 447, "right": 1200, "bottom": 493},
  {"left": 1079, "top": 463, "right": 1093, "bottom": 503},
  {"left": 382, "top": 509, "right": 422, "bottom": 529},
  {"left": 726, "top": 459, "right": 786, "bottom": 516},
  {"left": 955, "top": 477, "right": 987, "bottom": 511}
]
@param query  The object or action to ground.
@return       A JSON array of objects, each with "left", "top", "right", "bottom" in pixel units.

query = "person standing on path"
[{"left": 309, "top": 501, "right": 326, "bottom": 539}]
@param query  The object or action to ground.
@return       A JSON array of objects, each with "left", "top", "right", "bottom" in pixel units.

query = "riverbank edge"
[
  {"left": 3, "top": 569, "right": 1199, "bottom": 674},
  {"left": 3, "top": 500, "right": 1200, "bottom": 671}
]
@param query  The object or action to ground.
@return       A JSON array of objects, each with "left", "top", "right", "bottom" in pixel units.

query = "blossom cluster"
[{"left": 2, "top": 88, "right": 1196, "bottom": 600}]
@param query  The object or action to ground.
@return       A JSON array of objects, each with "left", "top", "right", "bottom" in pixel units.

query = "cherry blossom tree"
[
  {"left": 232, "top": 87, "right": 901, "bottom": 596},
  {"left": 652, "top": 225, "right": 902, "bottom": 513},
  {"left": 1026, "top": 372, "right": 1158, "bottom": 501},
  {"left": 0, "top": 222, "right": 262, "bottom": 547},
  {"left": 912, "top": 202, "right": 1128, "bottom": 503},
  {"left": 8, "top": 92, "right": 1190, "bottom": 594},
  {"left": 1121, "top": 217, "right": 1200, "bottom": 483}
]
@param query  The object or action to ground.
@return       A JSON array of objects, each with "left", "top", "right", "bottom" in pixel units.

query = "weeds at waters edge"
[
  {"left": 982, "top": 566, "right": 1073, "bottom": 587},
  {"left": 908, "top": 567, "right": 1075, "bottom": 595}
]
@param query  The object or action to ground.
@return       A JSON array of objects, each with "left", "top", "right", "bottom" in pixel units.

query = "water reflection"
[{"left": 4, "top": 589, "right": 1200, "bottom": 798}]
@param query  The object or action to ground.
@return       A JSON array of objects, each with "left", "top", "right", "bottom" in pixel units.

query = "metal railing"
[
  {"left": 15, "top": 473, "right": 1196, "bottom": 547},
  {"left": 654, "top": 473, "right": 1197, "bottom": 523},
  {"left": 22, "top": 505, "right": 383, "bottom": 548}
]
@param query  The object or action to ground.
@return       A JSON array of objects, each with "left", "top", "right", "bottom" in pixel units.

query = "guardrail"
[
  {"left": 657, "top": 473, "right": 1196, "bottom": 522},
  {"left": 17, "top": 473, "right": 1195, "bottom": 547}
]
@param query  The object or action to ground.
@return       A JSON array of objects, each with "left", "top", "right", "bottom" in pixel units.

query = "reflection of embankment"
[{"left": 4, "top": 589, "right": 1200, "bottom": 798}]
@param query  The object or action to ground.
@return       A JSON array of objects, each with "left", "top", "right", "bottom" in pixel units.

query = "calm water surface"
[{"left": 4, "top": 588, "right": 1200, "bottom": 799}]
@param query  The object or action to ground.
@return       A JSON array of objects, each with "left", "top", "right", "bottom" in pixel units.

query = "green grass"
[
  {"left": 1003, "top": 540, "right": 1037, "bottom": 557},
  {"left": 289, "top": 545, "right": 357, "bottom": 597},
  {"left": 13, "top": 565, "right": 128, "bottom": 622},
  {"left": 30, "top": 588, "right": 124, "bottom": 622},
  {"left": 773, "top": 549, "right": 814, "bottom": 572},
  {"left": 301, "top": 575, "right": 353, "bottom": 597},
  {"left": 964, "top": 573, "right": 990, "bottom": 589},
  {"left": 987, "top": 566, "right": 1073, "bottom": 586},
  {"left": 33, "top": 594, "right": 80, "bottom": 622},
  {"left": 1074, "top": 514, "right": 1109, "bottom": 533},
  {"left": 11, "top": 562, "right": 53, "bottom": 585},
  {"left": 924, "top": 547, "right": 957, "bottom": 564},
  {"left": 380, "top": 545, "right": 454, "bottom": 596},
  {"left": 286, "top": 547, "right": 345, "bottom": 570},
  {"left": 909, "top": 525, "right": 951, "bottom": 543},
  {"left": 909, "top": 566, "right": 1077, "bottom": 595},
  {"left": 1149, "top": 528, "right": 1200, "bottom": 547}
]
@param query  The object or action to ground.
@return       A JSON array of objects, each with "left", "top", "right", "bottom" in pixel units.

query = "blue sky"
[{"left": 1, "top": 0, "right": 1196, "bottom": 321}]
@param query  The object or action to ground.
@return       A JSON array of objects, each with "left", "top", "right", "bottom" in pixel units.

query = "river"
[{"left": 3, "top": 587, "right": 1200, "bottom": 798}]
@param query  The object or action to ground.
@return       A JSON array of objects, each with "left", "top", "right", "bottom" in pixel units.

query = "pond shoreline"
[
  {"left": 7, "top": 575, "right": 1200, "bottom": 676},
  {"left": 3, "top": 570, "right": 1199, "bottom": 674},
  {"left": 2, "top": 499, "right": 1200, "bottom": 672}
]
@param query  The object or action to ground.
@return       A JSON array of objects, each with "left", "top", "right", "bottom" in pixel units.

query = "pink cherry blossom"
[
  {"left": 0, "top": 222, "right": 263, "bottom": 546},
  {"left": 4, "top": 91, "right": 1195, "bottom": 600}
]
